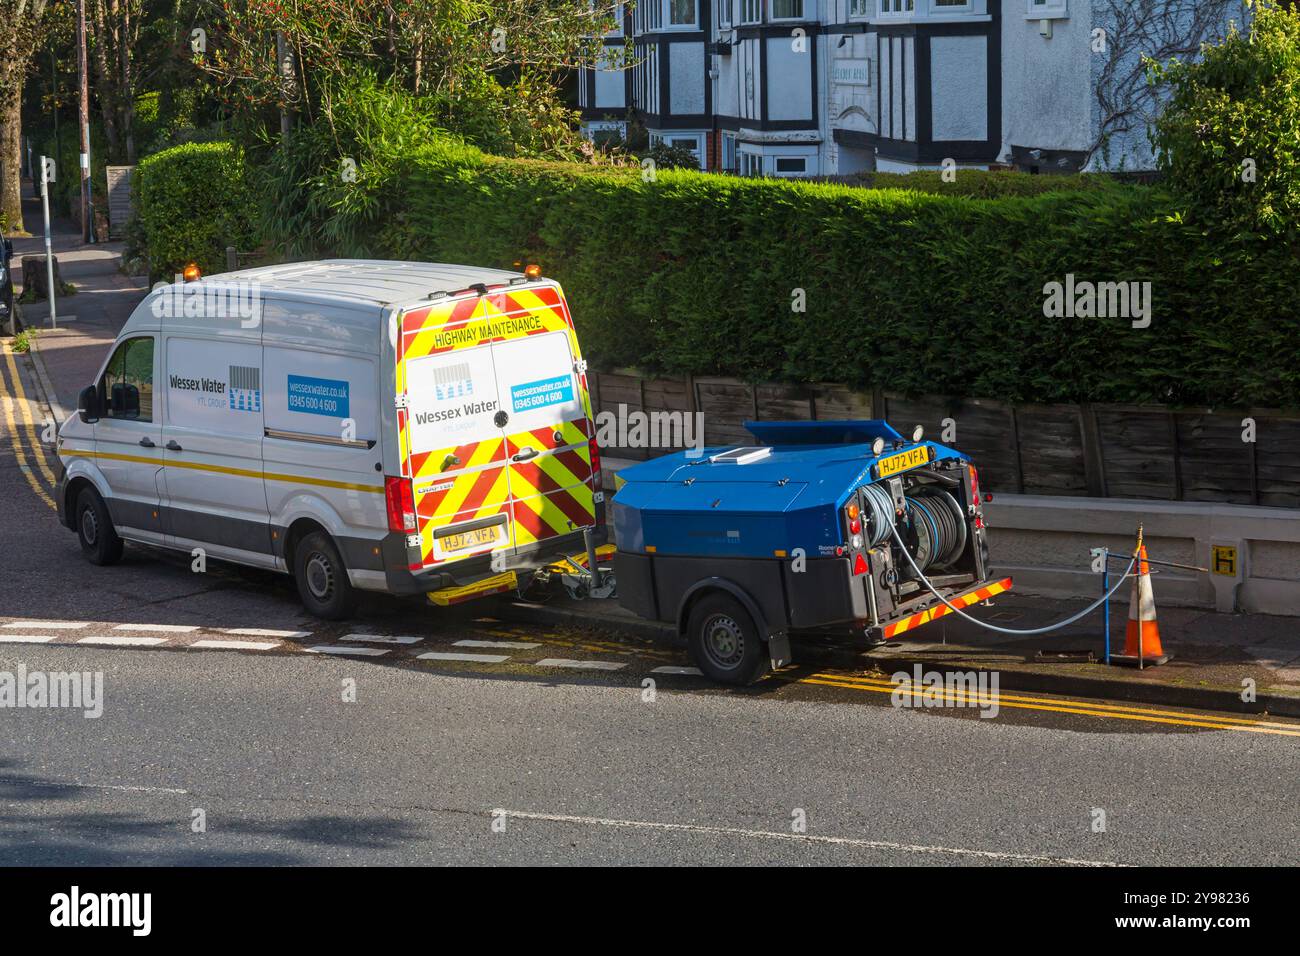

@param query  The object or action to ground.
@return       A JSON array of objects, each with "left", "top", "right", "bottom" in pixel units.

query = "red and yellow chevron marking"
[{"left": 882, "top": 577, "right": 1014, "bottom": 639}]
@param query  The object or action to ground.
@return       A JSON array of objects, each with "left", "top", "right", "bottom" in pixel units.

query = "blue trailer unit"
[{"left": 612, "top": 420, "right": 1011, "bottom": 684}]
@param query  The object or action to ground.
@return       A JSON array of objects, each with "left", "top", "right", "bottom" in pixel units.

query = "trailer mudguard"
[{"left": 676, "top": 577, "right": 792, "bottom": 668}]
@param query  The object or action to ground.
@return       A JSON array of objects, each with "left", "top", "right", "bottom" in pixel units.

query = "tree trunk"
[
  {"left": 92, "top": 0, "right": 121, "bottom": 158},
  {"left": 0, "top": 80, "right": 25, "bottom": 234},
  {"left": 118, "top": 0, "right": 136, "bottom": 164}
]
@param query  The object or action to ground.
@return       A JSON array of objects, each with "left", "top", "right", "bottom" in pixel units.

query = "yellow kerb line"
[
  {"left": 811, "top": 672, "right": 1300, "bottom": 729},
  {"left": 1, "top": 347, "right": 57, "bottom": 510},
  {"left": 800, "top": 676, "right": 1300, "bottom": 737}
]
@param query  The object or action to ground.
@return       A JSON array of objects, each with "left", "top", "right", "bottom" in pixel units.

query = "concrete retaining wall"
[{"left": 985, "top": 494, "right": 1300, "bottom": 616}]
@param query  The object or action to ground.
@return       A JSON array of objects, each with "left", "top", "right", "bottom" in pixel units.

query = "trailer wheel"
[
  {"left": 293, "top": 531, "right": 357, "bottom": 620},
  {"left": 687, "top": 593, "right": 769, "bottom": 686}
]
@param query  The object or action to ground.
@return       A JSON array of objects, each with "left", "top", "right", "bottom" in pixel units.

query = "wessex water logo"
[
  {"left": 433, "top": 362, "right": 474, "bottom": 401},
  {"left": 228, "top": 365, "right": 261, "bottom": 412},
  {"left": 50, "top": 886, "right": 151, "bottom": 936}
]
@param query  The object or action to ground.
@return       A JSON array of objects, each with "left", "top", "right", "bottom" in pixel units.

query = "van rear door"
[{"left": 396, "top": 283, "right": 598, "bottom": 572}]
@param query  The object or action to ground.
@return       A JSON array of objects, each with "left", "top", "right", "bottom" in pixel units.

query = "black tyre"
[
  {"left": 293, "top": 531, "right": 357, "bottom": 620},
  {"left": 686, "top": 593, "right": 769, "bottom": 686},
  {"left": 75, "top": 487, "right": 124, "bottom": 565}
]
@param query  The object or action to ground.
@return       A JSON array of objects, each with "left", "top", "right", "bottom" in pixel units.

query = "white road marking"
[
  {"left": 2, "top": 621, "right": 87, "bottom": 630},
  {"left": 417, "top": 652, "right": 511, "bottom": 663},
  {"left": 303, "top": 645, "right": 389, "bottom": 657},
  {"left": 344, "top": 633, "right": 423, "bottom": 645},
  {"left": 190, "top": 639, "right": 281, "bottom": 651},
  {"left": 651, "top": 666, "right": 703, "bottom": 676},
  {"left": 220, "top": 628, "right": 311, "bottom": 638},
  {"left": 534, "top": 659, "right": 626, "bottom": 671},
  {"left": 113, "top": 623, "right": 199, "bottom": 633},
  {"left": 454, "top": 639, "right": 540, "bottom": 649},
  {"left": 496, "top": 810, "right": 1125, "bottom": 867},
  {"left": 79, "top": 636, "right": 169, "bottom": 647},
  {"left": 0, "top": 635, "right": 59, "bottom": 644}
]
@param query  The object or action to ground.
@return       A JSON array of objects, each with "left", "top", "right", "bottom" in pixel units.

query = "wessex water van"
[{"left": 55, "top": 260, "right": 605, "bottom": 618}]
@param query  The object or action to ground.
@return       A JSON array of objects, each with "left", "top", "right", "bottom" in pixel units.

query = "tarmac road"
[{"left": 2, "top": 341, "right": 1298, "bottom": 866}]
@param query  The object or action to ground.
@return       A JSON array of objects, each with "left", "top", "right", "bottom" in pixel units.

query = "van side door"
[
  {"left": 92, "top": 334, "right": 165, "bottom": 543},
  {"left": 159, "top": 331, "right": 273, "bottom": 565}
]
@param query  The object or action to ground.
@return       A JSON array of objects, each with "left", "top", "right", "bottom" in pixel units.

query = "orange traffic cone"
[{"left": 1111, "top": 543, "right": 1170, "bottom": 667}]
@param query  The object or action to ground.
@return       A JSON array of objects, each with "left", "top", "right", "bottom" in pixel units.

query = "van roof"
[{"left": 206, "top": 259, "right": 527, "bottom": 308}]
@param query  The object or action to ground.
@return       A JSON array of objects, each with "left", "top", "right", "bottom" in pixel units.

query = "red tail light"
[
  {"left": 968, "top": 464, "right": 982, "bottom": 505},
  {"left": 385, "top": 476, "right": 417, "bottom": 533},
  {"left": 589, "top": 436, "right": 603, "bottom": 491},
  {"left": 853, "top": 553, "right": 868, "bottom": 576}
]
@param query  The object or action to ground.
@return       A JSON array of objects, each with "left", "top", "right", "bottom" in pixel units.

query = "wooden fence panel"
[
  {"left": 811, "top": 385, "right": 873, "bottom": 420},
  {"left": 1094, "top": 407, "right": 1178, "bottom": 500},
  {"left": 1016, "top": 406, "right": 1089, "bottom": 496},
  {"left": 755, "top": 384, "right": 814, "bottom": 422},
  {"left": 695, "top": 379, "right": 756, "bottom": 447},
  {"left": 1177, "top": 414, "right": 1255, "bottom": 505},
  {"left": 1257, "top": 417, "right": 1300, "bottom": 509}
]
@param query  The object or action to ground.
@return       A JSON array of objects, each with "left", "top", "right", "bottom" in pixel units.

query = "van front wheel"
[
  {"left": 294, "top": 531, "right": 357, "bottom": 620},
  {"left": 76, "top": 488, "right": 124, "bottom": 566}
]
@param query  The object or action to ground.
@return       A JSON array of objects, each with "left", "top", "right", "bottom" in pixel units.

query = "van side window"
[{"left": 100, "top": 336, "right": 154, "bottom": 422}]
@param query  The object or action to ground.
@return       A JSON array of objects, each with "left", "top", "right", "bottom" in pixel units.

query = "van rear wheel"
[
  {"left": 293, "top": 531, "right": 357, "bottom": 620},
  {"left": 75, "top": 487, "right": 124, "bottom": 566},
  {"left": 686, "top": 593, "right": 769, "bottom": 686}
]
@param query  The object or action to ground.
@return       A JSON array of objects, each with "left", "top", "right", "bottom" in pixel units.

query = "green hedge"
[
  {"left": 134, "top": 142, "right": 256, "bottom": 281},
  {"left": 140, "top": 138, "right": 1300, "bottom": 408}
]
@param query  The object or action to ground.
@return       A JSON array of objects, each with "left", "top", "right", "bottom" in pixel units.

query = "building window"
[
  {"left": 849, "top": 0, "right": 871, "bottom": 15},
  {"left": 775, "top": 157, "right": 807, "bottom": 174},
  {"left": 719, "top": 0, "right": 732, "bottom": 27},
  {"left": 668, "top": 0, "right": 697, "bottom": 25},
  {"left": 740, "top": 152, "right": 763, "bottom": 176},
  {"left": 879, "top": 0, "right": 915, "bottom": 13},
  {"left": 1027, "top": 0, "right": 1067, "bottom": 15},
  {"left": 721, "top": 133, "right": 737, "bottom": 172},
  {"left": 770, "top": 0, "right": 803, "bottom": 18},
  {"left": 741, "top": 0, "right": 762, "bottom": 23}
]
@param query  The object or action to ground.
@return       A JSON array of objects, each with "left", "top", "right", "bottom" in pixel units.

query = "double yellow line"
[
  {"left": 801, "top": 671, "right": 1300, "bottom": 738},
  {"left": 1, "top": 345, "right": 58, "bottom": 510}
]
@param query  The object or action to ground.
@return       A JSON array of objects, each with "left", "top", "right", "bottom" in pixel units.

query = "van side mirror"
[
  {"left": 78, "top": 385, "right": 102, "bottom": 423},
  {"left": 110, "top": 382, "right": 139, "bottom": 416},
  {"left": 1, "top": 239, "right": 11, "bottom": 261}
]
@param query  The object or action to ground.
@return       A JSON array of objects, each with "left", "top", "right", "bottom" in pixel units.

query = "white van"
[{"left": 56, "top": 260, "right": 606, "bottom": 618}]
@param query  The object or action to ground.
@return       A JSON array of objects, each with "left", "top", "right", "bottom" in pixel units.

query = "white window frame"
[
  {"left": 719, "top": 0, "right": 733, "bottom": 28},
  {"left": 1025, "top": 0, "right": 1068, "bottom": 18},
  {"left": 773, "top": 156, "right": 807, "bottom": 175},
  {"left": 721, "top": 132, "right": 738, "bottom": 173},
  {"left": 739, "top": 151, "right": 763, "bottom": 177},
  {"left": 849, "top": 0, "right": 871, "bottom": 17},
  {"left": 878, "top": 0, "right": 915, "bottom": 16},
  {"left": 740, "top": 0, "right": 762, "bottom": 24},
  {"left": 665, "top": 0, "right": 699, "bottom": 28},
  {"left": 769, "top": 0, "right": 805, "bottom": 21}
]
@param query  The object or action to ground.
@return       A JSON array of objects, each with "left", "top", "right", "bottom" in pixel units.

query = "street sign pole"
[{"left": 40, "top": 157, "right": 57, "bottom": 330}]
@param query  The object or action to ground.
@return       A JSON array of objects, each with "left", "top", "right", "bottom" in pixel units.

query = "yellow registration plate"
[
  {"left": 876, "top": 445, "right": 931, "bottom": 479},
  {"left": 440, "top": 525, "right": 502, "bottom": 554}
]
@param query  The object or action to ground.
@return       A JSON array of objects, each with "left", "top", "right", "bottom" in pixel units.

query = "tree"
[
  {"left": 0, "top": 0, "right": 56, "bottom": 232},
  {"left": 195, "top": 0, "right": 626, "bottom": 157},
  {"left": 1150, "top": 0, "right": 1300, "bottom": 238}
]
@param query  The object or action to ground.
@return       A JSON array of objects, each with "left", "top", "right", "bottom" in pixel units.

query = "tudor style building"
[{"left": 579, "top": 0, "right": 1247, "bottom": 176}]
